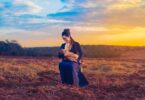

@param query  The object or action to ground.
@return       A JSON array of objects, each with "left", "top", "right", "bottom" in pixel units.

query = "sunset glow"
[{"left": 0, "top": 0, "right": 145, "bottom": 47}]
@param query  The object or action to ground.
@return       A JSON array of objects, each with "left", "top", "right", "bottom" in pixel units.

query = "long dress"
[{"left": 58, "top": 42, "right": 89, "bottom": 87}]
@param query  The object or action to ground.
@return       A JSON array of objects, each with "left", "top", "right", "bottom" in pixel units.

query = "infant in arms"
[{"left": 59, "top": 49, "right": 79, "bottom": 62}]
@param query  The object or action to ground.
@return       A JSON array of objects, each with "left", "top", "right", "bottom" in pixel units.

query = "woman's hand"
[
  {"left": 64, "top": 52, "right": 78, "bottom": 58},
  {"left": 59, "top": 49, "right": 79, "bottom": 62},
  {"left": 59, "top": 49, "right": 66, "bottom": 54},
  {"left": 64, "top": 51, "right": 79, "bottom": 62}
]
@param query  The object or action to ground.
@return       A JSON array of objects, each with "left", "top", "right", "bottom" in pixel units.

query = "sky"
[{"left": 0, "top": 0, "right": 145, "bottom": 47}]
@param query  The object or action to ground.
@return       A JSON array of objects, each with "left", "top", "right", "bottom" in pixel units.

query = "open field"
[
  {"left": 0, "top": 53, "right": 145, "bottom": 100},
  {"left": 0, "top": 44, "right": 145, "bottom": 100}
]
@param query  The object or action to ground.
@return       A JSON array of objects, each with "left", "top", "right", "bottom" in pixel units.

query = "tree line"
[{"left": 1, "top": 40, "right": 143, "bottom": 58}]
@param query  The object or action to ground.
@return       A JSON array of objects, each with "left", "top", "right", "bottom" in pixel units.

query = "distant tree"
[
  {"left": 1, "top": 40, "right": 140, "bottom": 58},
  {"left": 0, "top": 40, "right": 23, "bottom": 56}
]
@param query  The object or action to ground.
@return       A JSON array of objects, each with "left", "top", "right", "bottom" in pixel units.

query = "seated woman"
[{"left": 58, "top": 28, "right": 89, "bottom": 87}]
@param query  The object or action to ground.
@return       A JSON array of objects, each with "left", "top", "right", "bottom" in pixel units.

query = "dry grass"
[{"left": 0, "top": 56, "right": 145, "bottom": 100}]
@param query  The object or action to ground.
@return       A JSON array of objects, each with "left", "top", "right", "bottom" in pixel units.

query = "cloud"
[
  {"left": 61, "top": 0, "right": 76, "bottom": 3},
  {"left": 1, "top": 0, "right": 145, "bottom": 29},
  {"left": 14, "top": 0, "right": 43, "bottom": 14},
  {"left": 0, "top": 0, "right": 145, "bottom": 46},
  {"left": 0, "top": 0, "right": 43, "bottom": 15},
  {"left": 47, "top": 11, "right": 82, "bottom": 22},
  {"left": 28, "top": 18, "right": 70, "bottom": 24},
  {"left": 70, "top": 26, "right": 108, "bottom": 32},
  {"left": 0, "top": 27, "right": 59, "bottom": 42},
  {"left": 104, "top": 6, "right": 145, "bottom": 27},
  {"left": 107, "top": 0, "right": 145, "bottom": 10},
  {"left": 0, "top": 0, "right": 69, "bottom": 30}
]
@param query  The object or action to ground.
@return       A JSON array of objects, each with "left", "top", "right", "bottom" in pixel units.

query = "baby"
[{"left": 59, "top": 49, "right": 79, "bottom": 62}]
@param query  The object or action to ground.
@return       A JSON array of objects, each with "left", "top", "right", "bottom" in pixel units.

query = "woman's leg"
[
  {"left": 59, "top": 62, "right": 66, "bottom": 84},
  {"left": 78, "top": 69, "right": 89, "bottom": 87},
  {"left": 64, "top": 63, "right": 73, "bottom": 84},
  {"left": 72, "top": 62, "right": 80, "bottom": 87},
  {"left": 59, "top": 61, "right": 73, "bottom": 84}
]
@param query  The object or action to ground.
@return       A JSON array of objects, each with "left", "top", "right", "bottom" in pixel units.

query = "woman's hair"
[{"left": 62, "top": 28, "right": 76, "bottom": 44}]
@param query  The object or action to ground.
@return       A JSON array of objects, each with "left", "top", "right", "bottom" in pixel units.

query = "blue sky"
[{"left": 0, "top": 0, "right": 145, "bottom": 47}]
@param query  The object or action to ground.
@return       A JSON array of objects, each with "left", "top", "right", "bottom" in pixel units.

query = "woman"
[{"left": 58, "top": 28, "right": 89, "bottom": 87}]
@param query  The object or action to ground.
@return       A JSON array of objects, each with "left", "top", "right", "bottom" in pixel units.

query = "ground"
[{"left": 0, "top": 56, "right": 145, "bottom": 100}]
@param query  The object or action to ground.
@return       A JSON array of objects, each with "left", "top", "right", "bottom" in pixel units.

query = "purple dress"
[{"left": 58, "top": 41, "right": 89, "bottom": 87}]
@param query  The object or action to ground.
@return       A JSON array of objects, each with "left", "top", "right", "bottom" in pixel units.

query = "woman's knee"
[
  {"left": 59, "top": 61, "right": 66, "bottom": 66},
  {"left": 59, "top": 62, "right": 63, "bottom": 70},
  {"left": 59, "top": 62, "right": 62, "bottom": 66},
  {"left": 73, "top": 62, "right": 80, "bottom": 68}
]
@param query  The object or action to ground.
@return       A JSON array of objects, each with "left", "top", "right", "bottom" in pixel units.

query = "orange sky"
[{"left": 0, "top": 0, "right": 145, "bottom": 47}]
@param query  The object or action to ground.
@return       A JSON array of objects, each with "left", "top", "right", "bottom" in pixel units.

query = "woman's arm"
[
  {"left": 64, "top": 51, "right": 79, "bottom": 62},
  {"left": 58, "top": 44, "right": 65, "bottom": 59}
]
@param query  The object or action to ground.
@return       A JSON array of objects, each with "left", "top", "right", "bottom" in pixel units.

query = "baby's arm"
[
  {"left": 59, "top": 49, "right": 79, "bottom": 62},
  {"left": 64, "top": 51, "right": 78, "bottom": 59}
]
